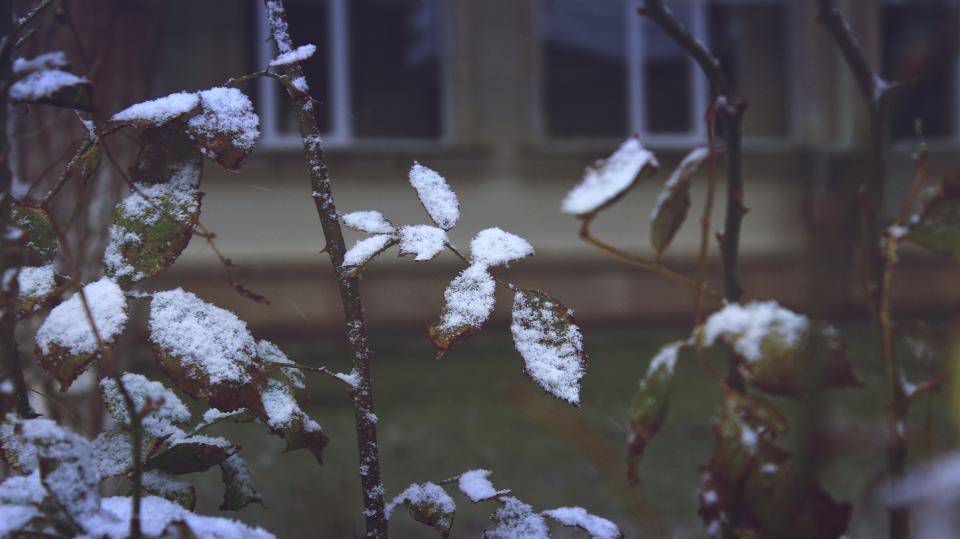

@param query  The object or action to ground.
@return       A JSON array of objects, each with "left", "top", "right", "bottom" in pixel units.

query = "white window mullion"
[
  {"left": 329, "top": 0, "right": 352, "bottom": 143},
  {"left": 626, "top": 0, "right": 644, "bottom": 136},
  {"left": 690, "top": 0, "right": 709, "bottom": 140}
]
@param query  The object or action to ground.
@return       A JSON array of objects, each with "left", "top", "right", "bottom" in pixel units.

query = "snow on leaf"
[
  {"left": 703, "top": 301, "right": 859, "bottom": 397},
  {"left": 269, "top": 43, "right": 317, "bottom": 67},
  {"left": 399, "top": 224, "right": 447, "bottom": 261},
  {"left": 342, "top": 210, "right": 396, "bottom": 234},
  {"left": 458, "top": 469, "right": 509, "bottom": 503},
  {"left": 100, "top": 374, "right": 190, "bottom": 438},
  {"left": 561, "top": 135, "right": 659, "bottom": 217},
  {"left": 510, "top": 289, "right": 586, "bottom": 406},
  {"left": 9, "top": 68, "right": 92, "bottom": 110},
  {"left": 627, "top": 342, "right": 682, "bottom": 483},
  {"left": 186, "top": 87, "right": 260, "bottom": 170},
  {"left": 650, "top": 147, "right": 708, "bottom": 259},
  {"left": 142, "top": 470, "right": 196, "bottom": 510},
  {"left": 35, "top": 278, "right": 128, "bottom": 390},
  {"left": 257, "top": 378, "right": 329, "bottom": 465},
  {"left": 428, "top": 263, "right": 496, "bottom": 356},
  {"left": 103, "top": 171, "right": 202, "bottom": 287},
  {"left": 470, "top": 227, "right": 534, "bottom": 268},
  {"left": 542, "top": 507, "right": 623, "bottom": 539},
  {"left": 146, "top": 434, "right": 238, "bottom": 475},
  {"left": 219, "top": 454, "right": 263, "bottom": 511},
  {"left": 81, "top": 495, "right": 276, "bottom": 538},
  {"left": 483, "top": 496, "right": 550, "bottom": 539},
  {"left": 257, "top": 340, "right": 305, "bottom": 390},
  {"left": 343, "top": 234, "right": 396, "bottom": 272},
  {"left": 133, "top": 123, "right": 204, "bottom": 186},
  {"left": 16, "top": 264, "right": 59, "bottom": 317},
  {"left": 110, "top": 91, "right": 200, "bottom": 127},
  {"left": 13, "top": 51, "right": 68, "bottom": 75},
  {"left": 13, "top": 203, "right": 57, "bottom": 262},
  {"left": 386, "top": 481, "right": 456, "bottom": 538},
  {"left": 92, "top": 429, "right": 134, "bottom": 478},
  {"left": 148, "top": 288, "right": 266, "bottom": 412},
  {"left": 907, "top": 171, "right": 960, "bottom": 263},
  {"left": 409, "top": 162, "right": 460, "bottom": 230}
]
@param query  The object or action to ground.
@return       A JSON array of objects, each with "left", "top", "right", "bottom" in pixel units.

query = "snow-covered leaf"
[
  {"left": 409, "top": 162, "right": 460, "bottom": 230},
  {"left": 142, "top": 470, "right": 196, "bottom": 511},
  {"left": 257, "top": 340, "right": 305, "bottom": 391},
  {"left": 907, "top": 172, "right": 960, "bottom": 263},
  {"left": 109, "top": 91, "right": 200, "bottom": 128},
  {"left": 256, "top": 377, "right": 329, "bottom": 465},
  {"left": 100, "top": 374, "right": 190, "bottom": 438},
  {"left": 269, "top": 43, "right": 317, "bottom": 67},
  {"left": 194, "top": 408, "right": 258, "bottom": 432},
  {"left": 219, "top": 454, "right": 262, "bottom": 511},
  {"left": 650, "top": 147, "right": 708, "bottom": 259},
  {"left": 470, "top": 228, "right": 534, "bottom": 267},
  {"left": 10, "top": 68, "right": 92, "bottom": 111},
  {"left": 428, "top": 264, "right": 496, "bottom": 356},
  {"left": 13, "top": 203, "right": 57, "bottom": 262},
  {"left": 483, "top": 496, "right": 550, "bottom": 539},
  {"left": 342, "top": 210, "right": 395, "bottom": 234},
  {"left": 703, "top": 302, "right": 859, "bottom": 397},
  {"left": 92, "top": 429, "right": 134, "bottom": 478},
  {"left": 542, "top": 507, "right": 623, "bottom": 539},
  {"left": 510, "top": 289, "right": 585, "bottom": 406},
  {"left": 16, "top": 264, "right": 61, "bottom": 317},
  {"left": 146, "top": 435, "right": 238, "bottom": 475},
  {"left": 186, "top": 87, "right": 260, "bottom": 171},
  {"left": 133, "top": 123, "right": 204, "bottom": 186},
  {"left": 561, "top": 135, "right": 659, "bottom": 217},
  {"left": 148, "top": 289, "right": 266, "bottom": 412},
  {"left": 458, "top": 469, "right": 509, "bottom": 503},
  {"left": 343, "top": 234, "right": 396, "bottom": 274},
  {"left": 399, "top": 224, "right": 447, "bottom": 261},
  {"left": 103, "top": 172, "right": 202, "bottom": 287},
  {"left": 35, "top": 278, "right": 128, "bottom": 390},
  {"left": 83, "top": 495, "right": 276, "bottom": 538},
  {"left": 13, "top": 51, "right": 68, "bottom": 75},
  {"left": 387, "top": 481, "right": 456, "bottom": 538},
  {"left": 627, "top": 342, "right": 681, "bottom": 482}
]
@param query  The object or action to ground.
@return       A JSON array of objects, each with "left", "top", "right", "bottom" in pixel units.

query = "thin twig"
[{"left": 263, "top": 360, "right": 356, "bottom": 390}]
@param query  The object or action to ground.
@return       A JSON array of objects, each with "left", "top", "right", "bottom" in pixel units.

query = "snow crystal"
[
  {"left": 399, "top": 224, "right": 447, "bottom": 261},
  {"left": 470, "top": 227, "right": 534, "bottom": 267},
  {"left": 648, "top": 343, "right": 680, "bottom": 374},
  {"left": 703, "top": 301, "right": 810, "bottom": 363},
  {"left": 188, "top": 87, "right": 260, "bottom": 151},
  {"left": 542, "top": 506, "right": 621, "bottom": 539},
  {"left": 385, "top": 482, "right": 455, "bottom": 519},
  {"left": 440, "top": 263, "right": 496, "bottom": 330},
  {"left": 82, "top": 495, "right": 275, "bottom": 538},
  {"left": 110, "top": 91, "right": 199, "bottom": 125},
  {"left": 269, "top": 43, "right": 317, "bottom": 67},
  {"left": 100, "top": 374, "right": 189, "bottom": 436},
  {"left": 458, "top": 469, "right": 508, "bottom": 502},
  {"left": 342, "top": 210, "right": 395, "bottom": 234},
  {"left": 148, "top": 289, "right": 258, "bottom": 385},
  {"left": 343, "top": 234, "right": 393, "bottom": 267},
  {"left": 10, "top": 69, "right": 86, "bottom": 101},
  {"left": 409, "top": 162, "right": 459, "bottom": 230},
  {"left": 651, "top": 147, "right": 709, "bottom": 219},
  {"left": 485, "top": 496, "right": 550, "bottom": 539},
  {"left": 511, "top": 291, "right": 585, "bottom": 405},
  {"left": 18, "top": 264, "right": 55, "bottom": 299},
  {"left": 257, "top": 340, "right": 305, "bottom": 389},
  {"left": 562, "top": 136, "right": 659, "bottom": 216},
  {"left": 13, "top": 51, "right": 67, "bottom": 74},
  {"left": 92, "top": 430, "right": 133, "bottom": 477},
  {"left": 35, "top": 278, "right": 127, "bottom": 356}
]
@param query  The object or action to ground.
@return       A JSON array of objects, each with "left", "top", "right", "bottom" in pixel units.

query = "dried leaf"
[
  {"left": 133, "top": 123, "right": 204, "bottom": 186},
  {"left": 907, "top": 172, "right": 960, "bottom": 262},
  {"left": 428, "top": 264, "right": 495, "bottom": 356},
  {"left": 650, "top": 147, "right": 708, "bottom": 258},
  {"left": 510, "top": 289, "right": 586, "bottom": 406},
  {"left": 388, "top": 482, "right": 456, "bottom": 538},
  {"left": 13, "top": 203, "right": 57, "bottom": 262},
  {"left": 561, "top": 135, "right": 659, "bottom": 217},
  {"left": 627, "top": 342, "right": 681, "bottom": 482},
  {"left": 219, "top": 454, "right": 262, "bottom": 511},
  {"left": 146, "top": 437, "right": 238, "bottom": 475}
]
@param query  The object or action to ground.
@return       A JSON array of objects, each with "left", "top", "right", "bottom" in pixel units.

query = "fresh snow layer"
[
  {"left": 13, "top": 51, "right": 68, "bottom": 74},
  {"left": 485, "top": 496, "right": 550, "bottom": 539},
  {"left": 542, "top": 506, "right": 622, "bottom": 539},
  {"left": 648, "top": 342, "right": 680, "bottom": 374},
  {"left": 148, "top": 288, "right": 258, "bottom": 385},
  {"left": 703, "top": 301, "right": 810, "bottom": 363},
  {"left": 342, "top": 210, "right": 395, "bottom": 234},
  {"left": 458, "top": 469, "right": 508, "bottom": 502},
  {"left": 82, "top": 495, "right": 275, "bottom": 538},
  {"left": 470, "top": 227, "right": 534, "bottom": 267},
  {"left": 257, "top": 340, "right": 305, "bottom": 389},
  {"left": 399, "top": 224, "right": 447, "bottom": 261},
  {"left": 269, "top": 43, "right": 317, "bottom": 67},
  {"left": 188, "top": 87, "right": 260, "bottom": 151},
  {"left": 343, "top": 234, "right": 393, "bottom": 267},
  {"left": 35, "top": 278, "right": 127, "bottom": 356},
  {"left": 10, "top": 69, "right": 86, "bottom": 101},
  {"left": 440, "top": 263, "right": 495, "bottom": 330},
  {"left": 386, "top": 482, "right": 455, "bottom": 519},
  {"left": 18, "top": 264, "right": 55, "bottom": 299},
  {"left": 561, "top": 137, "right": 658, "bottom": 216},
  {"left": 511, "top": 291, "right": 584, "bottom": 405},
  {"left": 100, "top": 373, "right": 189, "bottom": 436},
  {"left": 409, "top": 162, "right": 459, "bottom": 230},
  {"left": 111, "top": 91, "right": 199, "bottom": 125}
]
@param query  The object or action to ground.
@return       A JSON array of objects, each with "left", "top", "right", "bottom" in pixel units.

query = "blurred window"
[
  {"left": 256, "top": 0, "right": 444, "bottom": 147},
  {"left": 542, "top": 0, "right": 792, "bottom": 143},
  {"left": 882, "top": 0, "right": 959, "bottom": 140}
]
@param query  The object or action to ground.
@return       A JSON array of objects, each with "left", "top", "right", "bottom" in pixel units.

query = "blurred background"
[{"left": 9, "top": 0, "right": 960, "bottom": 536}]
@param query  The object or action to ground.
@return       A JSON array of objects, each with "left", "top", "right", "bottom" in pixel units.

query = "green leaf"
[
  {"left": 510, "top": 288, "right": 586, "bottom": 406},
  {"left": 145, "top": 436, "right": 238, "bottom": 475},
  {"left": 561, "top": 135, "right": 659, "bottom": 217},
  {"left": 627, "top": 342, "right": 682, "bottom": 483},
  {"left": 388, "top": 482, "right": 456, "bottom": 538},
  {"left": 142, "top": 470, "right": 196, "bottom": 511},
  {"left": 219, "top": 454, "right": 263, "bottom": 511},
  {"left": 13, "top": 203, "right": 57, "bottom": 262},
  {"left": 103, "top": 179, "right": 203, "bottom": 287},
  {"left": 65, "top": 138, "right": 101, "bottom": 184},
  {"left": 650, "top": 147, "right": 708, "bottom": 259},
  {"left": 907, "top": 172, "right": 960, "bottom": 262}
]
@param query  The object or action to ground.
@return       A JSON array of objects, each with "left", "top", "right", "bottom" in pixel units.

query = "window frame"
[
  {"left": 254, "top": 0, "right": 453, "bottom": 150},
  {"left": 536, "top": 0, "right": 801, "bottom": 150}
]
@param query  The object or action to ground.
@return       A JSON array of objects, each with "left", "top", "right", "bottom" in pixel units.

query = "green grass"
[{"left": 172, "top": 326, "right": 954, "bottom": 538}]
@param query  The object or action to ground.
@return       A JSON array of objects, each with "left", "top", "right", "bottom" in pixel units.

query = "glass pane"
[
  {"left": 708, "top": 2, "right": 790, "bottom": 137},
  {"left": 642, "top": 2, "right": 693, "bottom": 134},
  {"left": 280, "top": 0, "right": 330, "bottom": 134},
  {"left": 349, "top": 0, "right": 442, "bottom": 138},
  {"left": 542, "top": 0, "right": 627, "bottom": 138},
  {"left": 882, "top": 0, "right": 958, "bottom": 139}
]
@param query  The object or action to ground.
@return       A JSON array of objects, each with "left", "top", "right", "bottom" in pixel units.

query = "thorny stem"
[
  {"left": 262, "top": 1, "right": 388, "bottom": 537},
  {"left": 578, "top": 215, "right": 723, "bottom": 305},
  {"left": 816, "top": 2, "right": 907, "bottom": 536}
]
